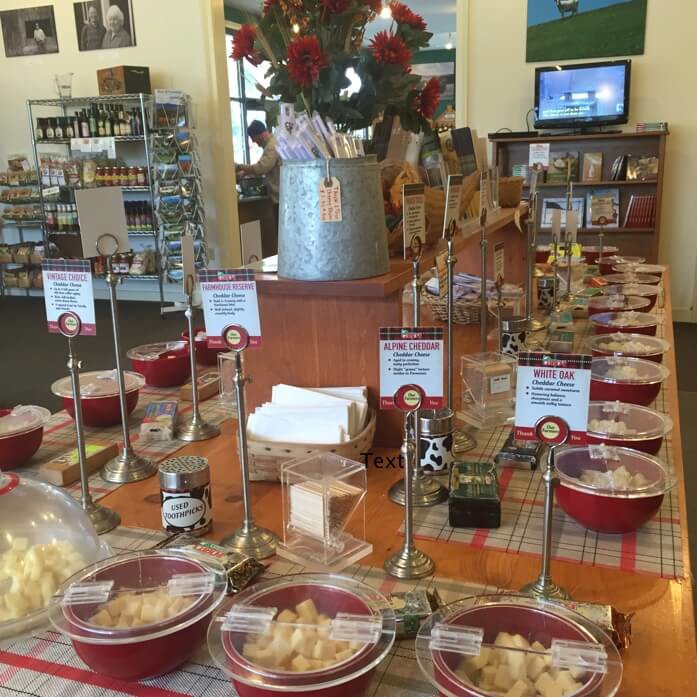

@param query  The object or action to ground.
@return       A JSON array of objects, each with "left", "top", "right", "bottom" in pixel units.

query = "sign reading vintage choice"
[
  {"left": 42, "top": 259, "right": 96, "bottom": 336},
  {"left": 514, "top": 352, "right": 592, "bottom": 444},
  {"left": 198, "top": 269, "right": 261, "bottom": 348},
  {"left": 379, "top": 327, "right": 444, "bottom": 409}
]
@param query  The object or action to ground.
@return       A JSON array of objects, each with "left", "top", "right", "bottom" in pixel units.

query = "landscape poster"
[{"left": 526, "top": 0, "right": 648, "bottom": 63}]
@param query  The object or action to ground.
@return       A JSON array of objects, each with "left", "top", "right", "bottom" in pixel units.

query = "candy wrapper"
[
  {"left": 389, "top": 589, "right": 443, "bottom": 639},
  {"left": 549, "top": 598, "right": 634, "bottom": 650},
  {"left": 154, "top": 532, "right": 265, "bottom": 594}
]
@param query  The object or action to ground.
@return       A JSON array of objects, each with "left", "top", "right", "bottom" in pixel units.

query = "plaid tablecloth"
[
  {"left": 401, "top": 308, "right": 684, "bottom": 579},
  {"left": 0, "top": 526, "right": 498, "bottom": 697},
  {"left": 19, "top": 382, "right": 236, "bottom": 504}
]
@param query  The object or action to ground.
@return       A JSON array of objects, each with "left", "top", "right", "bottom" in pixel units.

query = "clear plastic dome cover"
[
  {"left": 0, "top": 473, "right": 110, "bottom": 640},
  {"left": 127, "top": 342, "right": 188, "bottom": 361},
  {"left": 589, "top": 295, "right": 650, "bottom": 313},
  {"left": 416, "top": 594, "right": 623, "bottom": 697},
  {"left": 588, "top": 333, "right": 670, "bottom": 357},
  {"left": 591, "top": 356, "right": 669, "bottom": 385},
  {"left": 0, "top": 405, "right": 50, "bottom": 439},
  {"left": 602, "top": 273, "right": 661, "bottom": 286},
  {"left": 587, "top": 401, "right": 673, "bottom": 441},
  {"left": 590, "top": 312, "right": 658, "bottom": 330},
  {"left": 51, "top": 370, "right": 145, "bottom": 398},
  {"left": 555, "top": 445, "right": 674, "bottom": 499},
  {"left": 208, "top": 573, "right": 396, "bottom": 692}
]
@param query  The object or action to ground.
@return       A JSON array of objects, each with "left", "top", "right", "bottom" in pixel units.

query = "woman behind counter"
[{"left": 102, "top": 5, "right": 132, "bottom": 49}]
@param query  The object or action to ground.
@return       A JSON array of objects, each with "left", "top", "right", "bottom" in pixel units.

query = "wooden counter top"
[
  {"left": 100, "top": 271, "right": 696, "bottom": 696},
  {"left": 254, "top": 205, "right": 526, "bottom": 298}
]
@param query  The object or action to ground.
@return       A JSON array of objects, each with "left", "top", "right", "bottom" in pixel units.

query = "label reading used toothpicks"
[
  {"left": 514, "top": 352, "right": 592, "bottom": 445},
  {"left": 198, "top": 269, "right": 261, "bottom": 348},
  {"left": 319, "top": 176, "right": 342, "bottom": 222},
  {"left": 42, "top": 259, "right": 96, "bottom": 336},
  {"left": 403, "top": 183, "right": 426, "bottom": 260},
  {"left": 379, "top": 327, "right": 444, "bottom": 409}
]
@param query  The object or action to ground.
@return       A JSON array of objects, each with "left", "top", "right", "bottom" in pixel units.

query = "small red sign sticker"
[
  {"left": 58, "top": 311, "right": 82, "bottom": 338},
  {"left": 222, "top": 324, "right": 250, "bottom": 351},
  {"left": 394, "top": 384, "right": 424, "bottom": 412},
  {"left": 535, "top": 415, "right": 570, "bottom": 445}
]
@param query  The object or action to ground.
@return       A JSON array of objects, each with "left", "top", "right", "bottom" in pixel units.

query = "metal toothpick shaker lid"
[{"left": 159, "top": 456, "right": 212, "bottom": 535}]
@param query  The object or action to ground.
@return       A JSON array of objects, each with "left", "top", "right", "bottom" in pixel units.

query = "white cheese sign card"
[
  {"left": 379, "top": 327, "right": 444, "bottom": 409},
  {"left": 402, "top": 182, "right": 425, "bottom": 259},
  {"left": 198, "top": 269, "right": 261, "bottom": 348},
  {"left": 42, "top": 259, "right": 96, "bottom": 336},
  {"left": 514, "top": 352, "right": 592, "bottom": 445}
]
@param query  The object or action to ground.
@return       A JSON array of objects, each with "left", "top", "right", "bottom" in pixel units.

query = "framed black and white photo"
[
  {"left": 73, "top": 0, "right": 136, "bottom": 52},
  {"left": 0, "top": 5, "right": 59, "bottom": 57}
]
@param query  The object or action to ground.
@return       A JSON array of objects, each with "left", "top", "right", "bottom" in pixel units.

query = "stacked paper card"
[{"left": 247, "top": 384, "right": 368, "bottom": 444}]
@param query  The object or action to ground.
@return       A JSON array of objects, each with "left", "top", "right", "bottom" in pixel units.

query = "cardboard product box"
[{"left": 97, "top": 66, "right": 151, "bottom": 95}]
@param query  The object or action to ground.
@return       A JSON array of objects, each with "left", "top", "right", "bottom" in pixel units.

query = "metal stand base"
[
  {"left": 388, "top": 475, "right": 448, "bottom": 507},
  {"left": 384, "top": 546, "right": 435, "bottom": 579},
  {"left": 220, "top": 523, "right": 278, "bottom": 560},
  {"left": 521, "top": 577, "right": 571, "bottom": 600},
  {"left": 453, "top": 429, "right": 477, "bottom": 454},
  {"left": 178, "top": 419, "right": 220, "bottom": 442},
  {"left": 527, "top": 317, "right": 549, "bottom": 333},
  {"left": 102, "top": 451, "right": 157, "bottom": 483},
  {"left": 86, "top": 501, "right": 121, "bottom": 535}
]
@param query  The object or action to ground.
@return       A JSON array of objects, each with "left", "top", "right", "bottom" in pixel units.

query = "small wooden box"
[{"left": 97, "top": 65, "right": 151, "bottom": 95}]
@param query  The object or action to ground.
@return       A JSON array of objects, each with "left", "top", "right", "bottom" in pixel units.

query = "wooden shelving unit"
[{"left": 491, "top": 130, "right": 668, "bottom": 262}]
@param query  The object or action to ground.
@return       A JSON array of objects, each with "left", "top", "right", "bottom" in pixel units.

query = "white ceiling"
[{"left": 224, "top": 0, "right": 456, "bottom": 49}]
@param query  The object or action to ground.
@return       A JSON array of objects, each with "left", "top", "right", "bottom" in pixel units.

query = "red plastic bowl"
[
  {"left": 129, "top": 343, "right": 190, "bottom": 387},
  {"left": 220, "top": 581, "right": 383, "bottom": 697},
  {"left": 430, "top": 603, "right": 601, "bottom": 697},
  {"left": 598, "top": 255, "right": 645, "bottom": 275},
  {"left": 62, "top": 554, "right": 219, "bottom": 681},
  {"left": 613, "top": 263, "right": 666, "bottom": 278},
  {"left": 182, "top": 327, "right": 227, "bottom": 366},
  {"left": 589, "top": 334, "right": 669, "bottom": 364},
  {"left": 590, "top": 357, "right": 669, "bottom": 407},
  {"left": 0, "top": 409, "right": 43, "bottom": 471},
  {"left": 590, "top": 312, "right": 658, "bottom": 336},
  {"left": 587, "top": 295, "right": 650, "bottom": 317},
  {"left": 582, "top": 245, "right": 619, "bottom": 264},
  {"left": 62, "top": 390, "right": 139, "bottom": 428},
  {"left": 555, "top": 447, "right": 671, "bottom": 533}
]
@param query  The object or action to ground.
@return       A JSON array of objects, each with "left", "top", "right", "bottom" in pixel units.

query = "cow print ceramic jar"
[
  {"left": 500, "top": 316, "right": 528, "bottom": 358},
  {"left": 537, "top": 276, "right": 555, "bottom": 312},
  {"left": 419, "top": 409, "right": 454, "bottom": 474}
]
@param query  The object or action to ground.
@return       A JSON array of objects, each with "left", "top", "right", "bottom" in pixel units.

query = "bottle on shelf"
[
  {"left": 128, "top": 165, "right": 137, "bottom": 187},
  {"left": 104, "top": 109, "right": 112, "bottom": 137},
  {"left": 45, "top": 119, "right": 55, "bottom": 140},
  {"left": 55, "top": 118, "right": 64, "bottom": 139},
  {"left": 80, "top": 111, "right": 90, "bottom": 138},
  {"left": 111, "top": 106, "right": 120, "bottom": 136},
  {"left": 134, "top": 109, "right": 142, "bottom": 136},
  {"left": 89, "top": 106, "right": 97, "bottom": 137},
  {"left": 97, "top": 107, "right": 106, "bottom": 136},
  {"left": 65, "top": 117, "right": 74, "bottom": 139},
  {"left": 136, "top": 166, "right": 146, "bottom": 186},
  {"left": 35, "top": 118, "right": 44, "bottom": 140},
  {"left": 72, "top": 113, "right": 80, "bottom": 139}
]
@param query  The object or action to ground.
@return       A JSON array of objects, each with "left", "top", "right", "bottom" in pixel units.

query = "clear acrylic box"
[
  {"left": 218, "top": 352, "right": 235, "bottom": 404},
  {"left": 278, "top": 452, "right": 372, "bottom": 572},
  {"left": 460, "top": 352, "right": 517, "bottom": 429}
]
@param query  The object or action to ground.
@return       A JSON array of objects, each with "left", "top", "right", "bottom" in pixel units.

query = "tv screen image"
[{"left": 535, "top": 60, "right": 631, "bottom": 129}]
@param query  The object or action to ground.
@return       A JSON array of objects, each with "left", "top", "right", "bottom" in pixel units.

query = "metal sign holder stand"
[
  {"left": 58, "top": 311, "right": 120, "bottom": 534},
  {"left": 525, "top": 166, "right": 548, "bottom": 333},
  {"left": 219, "top": 324, "right": 278, "bottom": 560},
  {"left": 97, "top": 234, "right": 157, "bottom": 483}
]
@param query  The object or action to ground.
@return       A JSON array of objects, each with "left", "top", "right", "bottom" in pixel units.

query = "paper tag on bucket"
[{"left": 319, "top": 177, "right": 342, "bottom": 222}]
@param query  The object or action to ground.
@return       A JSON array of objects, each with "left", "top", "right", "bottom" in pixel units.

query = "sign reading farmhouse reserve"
[
  {"left": 514, "top": 352, "right": 592, "bottom": 445},
  {"left": 42, "top": 259, "right": 96, "bottom": 336},
  {"left": 379, "top": 327, "right": 444, "bottom": 409},
  {"left": 198, "top": 269, "right": 261, "bottom": 348}
]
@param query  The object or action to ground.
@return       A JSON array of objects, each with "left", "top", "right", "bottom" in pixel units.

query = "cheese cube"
[
  {"left": 555, "top": 670, "right": 582, "bottom": 695},
  {"left": 526, "top": 655, "right": 546, "bottom": 681},
  {"left": 532, "top": 640, "right": 552, "bottom": 667},
  {"left": 295, "top": 598, "right": 319, "bottom": 623},
  {"left": 494, "top": 664, "right": 515, "bottom": 691},
  {"left": 535, "top": 672, "right": 563, "bottom": 697},
  {"left": 506, "top": 679, "right": 531, "bottom": 697},
  {"left": 480, "top": 665, "right": 498, "bottom": 690},
  {"left": 335, "top": 648, "right": 355, "bottom": 663},
  {"left": 290, "top": 627, "right": 315, "bottom": 658},
  {"left": 291, "top": 654, "right": 312, "bottom": 672},
  {"left": 465, "top": 646, "right": 493, "bottom": 672},
  {"left": 312, "top": 639, "right": 336, "bottom": 661},
  {"left": 268, "top": 637, "right": 294, "bottom": 665},
  {"left": 277, "top": 609, "right": 297, "bottom": 624}
]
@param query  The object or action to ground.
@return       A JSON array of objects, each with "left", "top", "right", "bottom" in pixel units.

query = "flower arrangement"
[{"left": 231, "top": 1, "right": 441, "bottom": 133}]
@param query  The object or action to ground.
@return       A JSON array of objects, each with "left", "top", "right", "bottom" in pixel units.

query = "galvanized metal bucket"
[{"left": 277, "top": 156, "right": 390, "bottom": 281}]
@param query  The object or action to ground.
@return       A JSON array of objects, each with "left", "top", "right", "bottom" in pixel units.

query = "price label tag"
[
  {"left": 379, "top": 327, "right": 444, "bottom": 409},
  {"left": 319, "top": 176, "right": 342, "bottom": 222},
  {"left": 42, "top": 259, "right": 96, "bottom": 336},
  {"left": 442, "top": 174, "right": 463, "bottom": 239},
  {"left": 514, "top": 352, "right": 592, "bottom": 445},
  {"left": 42, "top": 185, "right": 60, "bottom": 197},
  {"left": 198, "top": 268, "right": 261, "bottom": 348},
  {"left": 403, "top": 183, "right": 425, "bottom": 260}
]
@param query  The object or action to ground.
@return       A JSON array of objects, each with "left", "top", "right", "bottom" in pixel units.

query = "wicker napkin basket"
[{"left": 246, "top": 408, "right": 377, "bottom": 482}]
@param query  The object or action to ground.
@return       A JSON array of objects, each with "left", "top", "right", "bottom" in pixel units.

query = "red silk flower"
[
  {"left": 287, "top": 36, "right": 328, "bottom": 87},
  {"left": 323, "top": 0, "right": 353, "bottom": 13},
  {"left": 390, "top": 2, "right": 427, "bottom": 31},
  {"left": 231, "top": 24, "right": 259, "bottom": 65},
  {"left": 369, "top": 30, "right": 412, "bottom": 69},
  {"left": 416, "top": 77, "right": 441, "bottom": 119}
]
